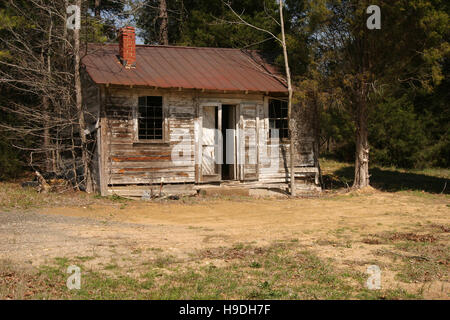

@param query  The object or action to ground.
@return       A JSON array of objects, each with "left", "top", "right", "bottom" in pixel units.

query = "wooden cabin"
[{"left": 81, "top": 27, "right": 320, "bottom": 197}]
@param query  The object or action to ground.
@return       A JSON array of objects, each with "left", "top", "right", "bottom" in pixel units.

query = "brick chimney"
[{"left": 118, "top": 26, "right": 136, "bottom": 68}]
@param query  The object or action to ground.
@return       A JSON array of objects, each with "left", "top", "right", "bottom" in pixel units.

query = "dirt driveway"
[
  {"left": 1, "top": 190, "right": 449, "bottom": 298},
  {"left": 1, "top": 191, "right": 448, "bottom": 261}
]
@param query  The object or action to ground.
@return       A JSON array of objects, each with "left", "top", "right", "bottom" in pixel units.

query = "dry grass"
[
  {"left": 0, "top": 182, "right": 134, "bottom": 210},
  {"left": 0, "top": 160, "right": 448, "bottom": 299},
  {"left": 0, "top": 241, "right": 423, "bottom": 300}
]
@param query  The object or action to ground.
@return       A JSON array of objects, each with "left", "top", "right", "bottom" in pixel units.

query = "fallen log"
[{"left": 35, "top": 171, "right": 50, "bottom": 193}]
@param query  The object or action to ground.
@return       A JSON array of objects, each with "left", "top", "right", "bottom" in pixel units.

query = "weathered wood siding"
[
  {"left": 97, "top": 87, "right": 319, "bottom": 193},
  {"left": 258, "top": 98, "right": 292, "bottom": 183},
  {"left": 258, "top": 97, "right": 318, "bottom": 184},
  {"left": 240, "top": 103, "right": 258, "bottom": 180},
  {"left": 104, "top": 89, "right": 196, "bottom": 185}
]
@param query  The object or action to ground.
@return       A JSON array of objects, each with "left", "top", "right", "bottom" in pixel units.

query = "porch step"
[{"left": 197, "top": 186, "right": 250, "bottom": 197}]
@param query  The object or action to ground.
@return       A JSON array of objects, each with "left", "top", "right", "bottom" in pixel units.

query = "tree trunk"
[
  {"left": 159, "top": 0, "right": 169, "bottom": 45},
  {"left": 41, "top": 48, "right": 51, "bottom": 172},
  {"left": 43, "top": 14, "right": 53, "bottom": 173},
  {"left": 42, "top": 96, "right": 52, "bottom": 172},
  {"left": 279, "top": 0, "right": 295, "bottom": 196},
  {"left": 94, "top": 0, "right": 101, "bottom": 19},
  {"left": 353, "top": 96, "right": 370, "bottom": 188},
  {"left": 70, "top": 125, "right": 79, "bottom": 190},
  {"left": 74, "top": 0, "right": 93, "bottom": 193}
]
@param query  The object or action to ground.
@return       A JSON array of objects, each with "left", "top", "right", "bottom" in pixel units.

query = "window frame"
[
  {"left": 133, "top": 95, "right": 167, "bottom": 143},
  {"left": 268, "top": 98, "right": 289, "bottom": 141}
]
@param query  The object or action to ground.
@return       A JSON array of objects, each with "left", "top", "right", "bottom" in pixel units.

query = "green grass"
[
  {"left": 393, "top": 241, "right": 449, "bottom": 283},
  {"left": 366, "top": 226, "right": 450, "bottom": 286},
  {"left": 0, "top": 241, "right": 424, "bottom": 300},
  {"left": 75, "top": 256, "right": 96, "bottom": 262},
  {"left": 0, "top": 182, "right": 138, "bottom": 210},
  {"left": 153, "top": 255, "right": 177, "bottom": 268},
  {"left": 320, "top": 157, "right": 450, "bottom": 194},
  {"left": 1, "top": 159, "right": 447, "bottom": 210},
  {"left": 104, "top": 263, "right": 119, "bottom": 271},
  {"left": 0, "top": 183, "right": 50, "bottom": 210},
  {"left": 1, "top": 160, "right": 447, "bottom": 299}
]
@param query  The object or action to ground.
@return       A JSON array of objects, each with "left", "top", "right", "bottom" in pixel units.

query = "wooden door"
[
  {"left": 201, "top": 105, "right": 222, "bottom": 182},
  {"left": 239, "top": 104, "right": 258, "bottom": 181}
]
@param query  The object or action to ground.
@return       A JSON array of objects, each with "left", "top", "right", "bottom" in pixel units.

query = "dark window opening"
[
  {"left": 138, "top": 96, "right": 163, "bottom": 140},
  {"left": 269, "top": 99, "right": 289, "bottom": 140}
]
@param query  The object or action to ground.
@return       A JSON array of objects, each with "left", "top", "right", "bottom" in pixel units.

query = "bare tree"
[
  {"left": 0, "top": 0, "right": 96, "bottom": 192},
  {"left": 42, "top": 9, "right": 54, "bottom": 172},
  {"left": 74, "top": 0, "right": 93, "bottom": 192},
  {"left": 158, "top": 0, "right": 169, "bottom": 45},
  {"left": 278, "top": 0, "right": 295, "bottom": 196},
  {"left": 223, "top": 0, "right": 296, "bottom": 195}
]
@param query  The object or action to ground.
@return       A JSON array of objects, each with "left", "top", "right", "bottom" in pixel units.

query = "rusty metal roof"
[{"left": 82, "top": 44, "right": 287, "bottom": 93}]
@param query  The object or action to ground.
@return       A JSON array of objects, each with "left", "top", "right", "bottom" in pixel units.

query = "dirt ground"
[{"left": 1, "top": 188, "right": 448, "bottom": 299}]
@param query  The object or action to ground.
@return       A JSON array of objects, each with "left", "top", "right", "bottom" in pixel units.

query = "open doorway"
[{"left": 221, "top": 105, "right": 237, "bottom": 180}]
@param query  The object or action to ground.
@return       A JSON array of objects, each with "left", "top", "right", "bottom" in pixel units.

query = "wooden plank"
[
  {"left": 110, "top": 156, "right": 173, "bottom": 162},
  {"left": 240, "top": 103, "right": 258, "bottom": 181},
  {"left": 110, "top": 161, "right": 194, "bottom": 169},
  {"left": 112, "top": 168, "right": 194, "bottom": 175},
  {"left": 108, "top": 183, "right": 196, "bottom": 197},
  {"left": 201, "top": 106, "right": 216, "bottom": 176},
  {"left": 110, "top": 174, "right": 195, "bottom": 185},
  {"left": 99, "top": 85, "right": 108, "bottom": 196}
]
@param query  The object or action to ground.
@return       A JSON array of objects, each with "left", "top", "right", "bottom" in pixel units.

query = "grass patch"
[
  {"left": 104, "top": 263, "right": 119, "bottom": 271},
  {"left": 153, "top": 255, "right": 177, "bottom": 268},
  {"left": 394, "top": 241, "right": 449, "bottom": 283},
  {"left": 0, "top": 241, "right": 424, "bottom": 300},
  {"left": 370, "top": 227, "right": 449, "bottom": 284},
  {"left": 0, "top": 183, "right": 51, "bottom": 210},
  {"left": 0, "top": 183, "right": 137, "bottom": 210},
  {"left": 75, "top": 256, "right": 95, "bottom": 262},
  {"left": 320, "top": 157, "right": 450, "bottom": 194}
]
